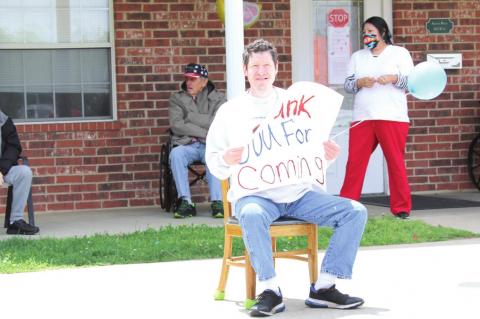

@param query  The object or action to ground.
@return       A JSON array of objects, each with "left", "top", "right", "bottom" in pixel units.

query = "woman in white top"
[{"left": 340, "top": 16, "right": 414, "bottom": 219}]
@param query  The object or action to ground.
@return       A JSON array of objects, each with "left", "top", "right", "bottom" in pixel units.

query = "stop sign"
[{"left": 328, "top": 8, "right": 349, "bottom": 28}]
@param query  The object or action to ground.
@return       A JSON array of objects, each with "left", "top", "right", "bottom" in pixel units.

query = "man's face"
[
  {"left": 243, "top": 51, "right": 278, "bottom": 96},
  {"left": 185, "top": 76, "right": 207, "bottom": 97}
]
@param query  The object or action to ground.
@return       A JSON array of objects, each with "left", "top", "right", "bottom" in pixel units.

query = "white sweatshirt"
[
  {"left": 346, "top": 45, "right": 414, "bottom": 122},
  {"left": 206, "top": 87, "right": 320, "bottom": 203}
]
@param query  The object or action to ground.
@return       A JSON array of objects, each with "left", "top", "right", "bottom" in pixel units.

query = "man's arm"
[
  {"left": 0, "top": 118, "right": 22, "bottom": 175},
  {"left": 205, "top": 105, "right": 236, "bottom": 180}
]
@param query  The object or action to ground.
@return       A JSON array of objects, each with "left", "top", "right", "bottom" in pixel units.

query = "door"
[{"left": 311, "top": 0, "right": 385, "bottom": 195}]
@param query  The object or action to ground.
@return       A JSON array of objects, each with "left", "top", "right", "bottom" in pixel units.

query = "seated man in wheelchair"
[
  {"left": 169, "top": 63, "right": 227, "bottom": 218},
  {"left": 0, "top": 109, "right": 38, "bottom": 235}
]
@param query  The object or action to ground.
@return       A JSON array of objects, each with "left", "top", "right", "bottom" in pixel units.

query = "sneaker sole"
[
  {"left": 305, "top": 298, "right": 364, "bottom": 309},
  {"left": 250, "top": 303, "right": 285, "bottom": 317},
  {"left": 6, "top": 229, "right": 39, "bottom": 235},
  {"left": 174, "top": 213, "right": 195, "bottom": 219}
]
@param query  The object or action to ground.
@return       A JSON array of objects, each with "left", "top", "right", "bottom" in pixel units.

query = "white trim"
[
  {"left": 224, "top": 0, "right": 245, "bottom": 99},
  {"left": 290, "top": 0, "right": 314, "bottom": 82},
  {"left": 363, "top": 0, "right": 392, "bottom": 32},
  {"left": 108, "top": 0, "right": 117, "bottom": 121},
  {"left": 0, "top": 43, "right": 112, "bottom": 49}
]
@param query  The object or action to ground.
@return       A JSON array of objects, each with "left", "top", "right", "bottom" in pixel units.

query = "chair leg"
[
  {"left": 27, "top": 187, "right": 35, "bottom": 227},
  {"left": 215, "top": 233, "right": 233, "bottom": 300},
  {"left": 4, "top": 186, "right": 13, "bottom": 228},
  {"left": 271, "top": 237, "right": 277, "bottom": 268},
  {"left": 308, "top": 225, "right": 319, "bottom": 284},
  {"left": 244, "top": 251, "right": 256, "bottom": 309}
]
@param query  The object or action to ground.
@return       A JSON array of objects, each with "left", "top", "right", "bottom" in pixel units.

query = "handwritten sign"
[{"left": 229, "top": 81, "right": 343, "bottom": 199}]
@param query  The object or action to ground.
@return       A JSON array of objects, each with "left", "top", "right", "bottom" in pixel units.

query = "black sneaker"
[
  {"left": 250, "top": 289, "right": 285, "bottom": 317},
  {"left": 305, "top": 284, "right": 364, "bottom": 309},
  {"left": 6, "top": 219, "right": 40, "bottom": 235},
  {"left": 394, "top": 212, "right": 410, "bottom": 219},
  {"left": 173, "top": 200, "right": 196, "bottom": 218},
  {"left": 211, "top": 200, "right": 224, "bottom": 218}
]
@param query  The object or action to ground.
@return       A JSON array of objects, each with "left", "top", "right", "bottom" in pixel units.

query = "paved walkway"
[{"left": 1, "top": 191, "right": 479, "bottom": 318}]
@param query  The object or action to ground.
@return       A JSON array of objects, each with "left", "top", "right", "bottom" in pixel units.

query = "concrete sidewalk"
[
  {"left": 0, "top": 238, "right": 479, "bottom": 319},
  {"left": 0, "top": 191, "right": 479, "bottom": 318}
]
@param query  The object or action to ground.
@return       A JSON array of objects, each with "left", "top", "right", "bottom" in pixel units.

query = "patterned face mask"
[{"left": 363, "top": 33, "right": 379, "bottom": 49}]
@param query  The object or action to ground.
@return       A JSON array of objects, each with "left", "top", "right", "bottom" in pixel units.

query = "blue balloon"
[{"left": 407, "top": 61, "right": 447, "bottom": 100}]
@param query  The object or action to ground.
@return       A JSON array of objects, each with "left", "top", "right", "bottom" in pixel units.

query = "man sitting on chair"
[
  {"left": 0, "top": 110, "right": 38, "bottom": 235},
  {"left": 169, "top": 63, "right": 227, "bottom": 218},
  {"left": 206, "top": 39, "right": 367, "bottom": 317}
]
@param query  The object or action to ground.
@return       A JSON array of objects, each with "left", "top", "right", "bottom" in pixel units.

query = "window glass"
[
  {"left": 25, "top": 50, "right": 52, "bottom": 85},
  {"left": 55, "top": 50, "right": 81, "bottom": 84},
  {"left": 82, "top": 49, "right": 109, "bottom": 83},
  {"left": 0, "top": 0, "right": 109, "bottom": 44},
  {"left": 84, "top": 84, "right": 110, "bottom": 117},
  {"left": 0, "top": 89, "right": 24, "bottom": 119},
  {"left": 0, "top": 51, "right": 23, "bottom": 85},
  {"left": 27, "top": 87, "right": 54, "bottom": 119},
  {"left": 56, "top": 85, "right": 82, "bottom": 118}
]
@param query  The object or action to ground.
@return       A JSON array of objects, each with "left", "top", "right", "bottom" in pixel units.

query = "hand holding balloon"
[{"left": 407, "top": 61, "right": 447, "bottom": 100}]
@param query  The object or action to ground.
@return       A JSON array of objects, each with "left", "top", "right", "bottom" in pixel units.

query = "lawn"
[{"left": 0, "top": 216, "right": 477, "bottom": 274}]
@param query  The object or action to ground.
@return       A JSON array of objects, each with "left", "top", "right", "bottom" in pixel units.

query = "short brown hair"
[{"left": 242, "top": 39, "right": 278, "bottom": 66}]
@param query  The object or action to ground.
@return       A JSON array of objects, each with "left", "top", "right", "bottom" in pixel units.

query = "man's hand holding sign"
[{"left": 225, "top": 81, "right": 343, "bottom": 200}]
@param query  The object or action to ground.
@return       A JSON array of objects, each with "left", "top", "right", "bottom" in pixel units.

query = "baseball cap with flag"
[{"left": 184, "top": 63, "right": 208, "bottom": 78}]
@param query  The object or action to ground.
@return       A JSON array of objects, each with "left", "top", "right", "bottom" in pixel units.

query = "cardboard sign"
[{"left": 230, "top": 81, "right": 343, "bottom": 198}]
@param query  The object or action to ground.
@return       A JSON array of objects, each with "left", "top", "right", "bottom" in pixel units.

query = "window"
[{"left": 0, "top": 0, "right": 115, "bottom": 122}]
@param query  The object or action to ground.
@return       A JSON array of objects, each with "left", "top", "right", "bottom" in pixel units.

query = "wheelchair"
[
  {"left": 159, "top": 133, "right": 207, "bottom": 212},
  {"left": 467, "top": 132, "right": 480, "bottom": 191}
]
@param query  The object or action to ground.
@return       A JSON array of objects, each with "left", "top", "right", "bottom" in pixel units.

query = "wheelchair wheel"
[
  {"left": 467, "top": 133, "right": 480, "bottom": 191},
  {"left": 159, "top": 144, "right": 177, "bottom": 211}
]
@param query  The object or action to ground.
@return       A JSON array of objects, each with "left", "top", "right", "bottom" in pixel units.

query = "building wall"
[
  {"left": 393, "top": 0, "right": 480, "bottom": 192},
  {"left": 5, "top": 0, "right": 479, "bottom": 214}
]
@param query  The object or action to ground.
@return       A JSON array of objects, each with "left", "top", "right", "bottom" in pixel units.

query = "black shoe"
[
  {"left": 6, "top": 219, "right": 40, "bottom": 235},
  {"left": 211, "top": 200, "right": 224, "bottom": 218},
  {"left": 305, "top": 284, "right": 364, "bottom": 309},
  {"left": 250, "top": 289, "right": 285, "bottom": 317},
  {"left": 394, "top": 212, "right": 410, "bottom": 219},
  {"left": 173, "top": 200, "right": 196, "bottom": 218}
]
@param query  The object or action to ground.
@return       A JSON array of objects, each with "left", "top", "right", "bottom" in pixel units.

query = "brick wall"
[
  {"left": 5, "top": 0, "right": 478, "bottom": 215},
  {"left": 3, "top": 0, "right": 291, "bottom": 213},
  {"left": 393, "top": 0, "right": 480, "bottom": 192}
]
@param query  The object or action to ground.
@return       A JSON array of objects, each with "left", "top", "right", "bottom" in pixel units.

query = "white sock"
[
  {"left": 182, "top": 197, "right": 193, "bottom": 204},
  {"left": 258, "top": 276, "right": 281, "bottom": 296},
  {"left": 314, "top": 272, "right": 336, "bottom": 290}
]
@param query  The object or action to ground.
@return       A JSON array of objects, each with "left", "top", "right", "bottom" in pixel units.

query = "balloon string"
[{"left": 330, "top": 120, "right": 365, "bottom": 140}]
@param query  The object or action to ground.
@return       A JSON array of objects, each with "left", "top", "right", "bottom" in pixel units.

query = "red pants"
[{"left": 340, "top": 120, "right": 411, "bottom": 214}]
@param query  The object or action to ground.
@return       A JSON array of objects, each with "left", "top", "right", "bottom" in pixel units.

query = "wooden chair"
[{"left": 214, "top": 179, "right": 318, "bottom": 309}]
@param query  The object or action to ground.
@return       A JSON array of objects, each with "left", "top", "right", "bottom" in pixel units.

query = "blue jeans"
[
  {"left": 235, "top": 190, "right": 367, "bottom": 281},
  {"left": 169, "top": 142, "right": 222, "bottom": 201},
  {"left": 4, "top": 165, "right": 33, "bottom": 223}
]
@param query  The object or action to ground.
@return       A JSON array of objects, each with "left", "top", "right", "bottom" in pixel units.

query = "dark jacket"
[
  {"left": 169, "top": 80, "right": 226, "bottom": 145},
  {"left": 0, "top": 111, "right": 22, "bottom": 175}
]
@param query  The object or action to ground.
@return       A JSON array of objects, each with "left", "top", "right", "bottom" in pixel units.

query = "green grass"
[{"left": 0, "top": 216, "right": 477, "bottom": 274}]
